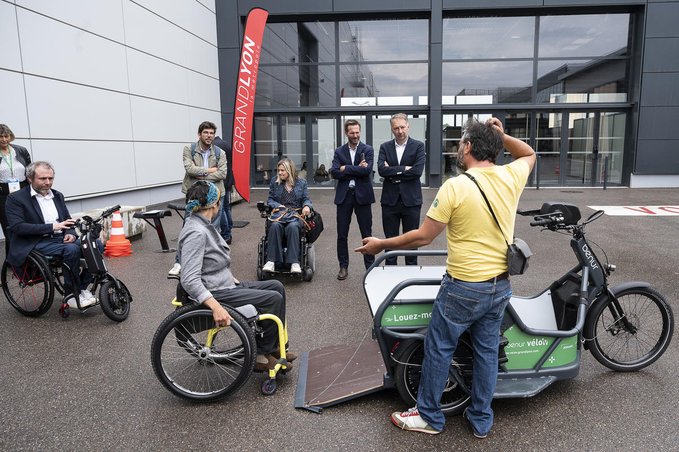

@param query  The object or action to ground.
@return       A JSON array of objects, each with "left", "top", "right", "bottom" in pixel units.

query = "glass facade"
[{"left": 253, "top": 12, "right": 634, "bottom": 187}]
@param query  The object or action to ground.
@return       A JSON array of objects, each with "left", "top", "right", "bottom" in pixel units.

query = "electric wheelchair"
[{"left": 255, "top": 201, "right": 315, "bottom": 282}]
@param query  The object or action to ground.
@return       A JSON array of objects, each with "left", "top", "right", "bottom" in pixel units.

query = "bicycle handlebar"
[{"left": 530, "top": 215, "right": 564, "bottom": 227}]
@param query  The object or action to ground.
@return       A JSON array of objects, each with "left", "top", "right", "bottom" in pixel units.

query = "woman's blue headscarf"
[{"left": 185, "top": 181, "right": 220, "bottom": 213}]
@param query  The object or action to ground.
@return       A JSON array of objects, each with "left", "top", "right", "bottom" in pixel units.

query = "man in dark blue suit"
[
  {"left": 6, "top": 161, "right": 97, "bottom": 308},
  {"left": 331, "top": 119, "right": 375, "bottom": 280},
  {"left": 378, "top": 113, "right": 426, "bottom": 265}
]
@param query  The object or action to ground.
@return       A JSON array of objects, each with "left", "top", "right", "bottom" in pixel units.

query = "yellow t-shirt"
[{"left": 426, "top": 159, "right": 531, "bottom": 282}]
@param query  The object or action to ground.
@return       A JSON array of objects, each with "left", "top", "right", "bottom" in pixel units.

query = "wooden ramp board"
[{"left": 294, "top": 340, "right": 386, "bottom": 413}]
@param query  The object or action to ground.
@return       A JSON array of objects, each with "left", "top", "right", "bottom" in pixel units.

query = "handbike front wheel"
[
  {"left": 585, "top": 287, "right": 674, "bottom": 372},
  {"left": 1, "top": 254, "right": 54, "bottom": 317},
  {"left": 393, "top": 339, "right": 473, "bottom": 416},
  {"left": 99, "top": 279, "right": 131, "bottom": 322},
  {"left": 151, "top": 304, "right": 257, "bottom": 401}
]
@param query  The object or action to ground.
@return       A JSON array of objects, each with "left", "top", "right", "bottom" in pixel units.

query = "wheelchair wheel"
[
  {"left": 306, "top": 244, "right": 316, "bottom": 273},
  {"left": 1, "top": 254, "right": 54, "bottom": 317},
  {"left": 151, "top": 304, "right": 257, "bottom": 401},
  {"left": 99, "top": 279, "right": 131, "bottom": 322}
]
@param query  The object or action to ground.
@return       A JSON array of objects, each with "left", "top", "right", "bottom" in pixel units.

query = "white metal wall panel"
[
  {"left": 16, "top": 0, "right": 126, "bottom": 43},
  {"left": 0, "top": 70, "right": 30, "bottom": 139},
  {"left": 30, "top": 140, "right": 137, "bottom": 197},
  {"left": 17, "top": 8, "right": 129, "bottom": 92},
  {"left": 133, "top": 142, "right": 186, "bottom": 186},
  {"left": 133, "top": 0, "right": 218, "bottom": 45},
  {"left": 24, "top": 76, "right": 133, "bottom": 141},
  {"left": 126, "top": 48, "right": 190, "bottom": 105},
  {"left": 129, "top": 96, "right": 192, "bottom": 142},
  {"left": 0, "top": 2, "right": 22, "bottom": 72},
  {"left": 186, "top": 70, "right": 220, "bottom": 110}
]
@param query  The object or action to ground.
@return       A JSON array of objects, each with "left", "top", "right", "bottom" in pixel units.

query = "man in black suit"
[
  {"left": 330, "top": 119, "right": 375, "bottom": 280},
  {"left": 213, "top": 135, "right": 233, "bottom": 244},
  {"left": 6, "top": 161, "right": 97, "bottom": 308},
  {"left": 378, "top": 113, "right": 426, "bottom": 265}
]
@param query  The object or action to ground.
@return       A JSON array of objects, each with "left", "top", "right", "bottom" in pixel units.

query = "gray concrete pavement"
[{"left": 1, "top": 186, "right": 678, "bottom": 451}]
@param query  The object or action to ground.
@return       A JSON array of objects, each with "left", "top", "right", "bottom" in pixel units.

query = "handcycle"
[
  {"left": 1, "top": 205, "right": 132, "bottom": 322},
  {"left": 295, "top": 201, "right": 674, "bottom": 413},
  {"left": 150, "top": 279, "right": 292, "bottom": 400}
]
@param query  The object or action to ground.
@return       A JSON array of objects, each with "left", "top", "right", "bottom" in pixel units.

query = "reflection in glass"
[
  {"left": 340, "top": 20, "right": 428, "bottom": 62},
  {"left": 443, "top": 16, "right": 535, "bottom": 59},
  {"left": 538, "top": 14, "right": 630, "bottom": 58},
  {"left": 503, "top": 113, "right": 530, "bottom": 164},
  {"left": 311, "top": 117, "right": 337, "bottom": 186},
  {"left": 566, "top": 112, "right": 596, "bottom": 185},
  {"left": 340, "top": 63, "right": 428, "bottom": 104},
  {"left": 599, "top": 112, "right": 625, "bottom": 185},
  {"left": 253, "top": 116, "right": 278, "bottom": 186},
  {"left": 261, "top": 22, "right": 335, "bottom": 64},
  {"left": 281, "top": 116, "right": 306, "bottom": 173},
  {"left": 535, "top": 113, "right": 562, "bottom": 186},
  {"left": 537, "top": 59, "right": 628, "bottom": 103},
  {"left": 257, "top": 65, "right": 336, "bottom": 108},
  {"left": 442, "top": 61, "right": 533, "bottom": 103}
]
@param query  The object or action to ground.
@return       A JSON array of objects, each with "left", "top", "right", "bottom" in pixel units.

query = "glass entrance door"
[{"left": 564, "top": 111, "right": 626, "bottom": 186}]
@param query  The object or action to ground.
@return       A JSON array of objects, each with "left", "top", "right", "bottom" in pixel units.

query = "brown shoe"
[
  {"left": 272, "top": 348, "right": 298, "bottom": 362},
  {"left": 337, "top": 267, "right": 348, "bottom": 280},
  {"left": 254, "top": 354, "right": 277, "bottom": 373}
]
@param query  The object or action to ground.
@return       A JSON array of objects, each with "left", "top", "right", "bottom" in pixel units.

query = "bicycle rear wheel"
[
  {"left": 1, "top": 254, "right": 54, "bottom": 317},
  {"left": 151, "top": 304, "right": 257, "bottom": 401},
  {"left": 585, "top": 287, "right": 674, "bottom": 372},
  {"left": 394, "top": 338, "right": 473, "bottom": 416}
]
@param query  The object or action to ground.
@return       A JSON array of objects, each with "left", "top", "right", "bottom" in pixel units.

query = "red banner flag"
[{"left": 232, "top": 8, "right": 268, "bottom": 202}]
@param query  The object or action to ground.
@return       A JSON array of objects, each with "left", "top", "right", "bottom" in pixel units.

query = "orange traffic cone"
[{"left": 104, "top": 210, "right": 132, "bottom": 257}]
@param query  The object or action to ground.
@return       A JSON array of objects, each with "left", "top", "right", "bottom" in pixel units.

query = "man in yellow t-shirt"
[{"left": 357, "top": 117, "right": 535, "bottom": 438}]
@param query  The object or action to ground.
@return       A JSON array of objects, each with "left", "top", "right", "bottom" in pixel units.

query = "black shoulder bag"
[{"left": 463, "top": 173, "right": 532, "bottom": 275}]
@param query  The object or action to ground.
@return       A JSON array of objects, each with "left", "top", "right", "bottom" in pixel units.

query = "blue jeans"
[
  {"left": 416, "top": 274, "right": 511, "bottom": 434},
  {"left": 266, "top": 219, "right": 302, "bottom": 265},
  {"left": 219, "top": 190, "right": 233, "bottom": 241}
]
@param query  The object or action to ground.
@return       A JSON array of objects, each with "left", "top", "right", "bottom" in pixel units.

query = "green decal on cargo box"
[
  {"left": 542, "top": 334, "right": 578, "bottom": 368},
  {"left": 381, "top": 304, "right": 433, "bottom": 327},
  {"left": 503, "top": 325, "right": 555, "bottom": 370}
]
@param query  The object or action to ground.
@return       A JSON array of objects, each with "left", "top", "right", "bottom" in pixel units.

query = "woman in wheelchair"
[
  {"left": 179, "top": 181, "right": 296, "bottom": 371},
  {"left": 263, "top": 158, "right": 313, "bottom": 274}
]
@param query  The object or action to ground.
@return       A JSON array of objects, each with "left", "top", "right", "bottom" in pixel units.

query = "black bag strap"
[{"left": 462, "top": 172, "right": 510, "bottom": 247}]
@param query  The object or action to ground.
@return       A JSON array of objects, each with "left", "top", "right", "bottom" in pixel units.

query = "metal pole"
[{"left": 535, "top": 154, "right": 540, "bottom": 190}]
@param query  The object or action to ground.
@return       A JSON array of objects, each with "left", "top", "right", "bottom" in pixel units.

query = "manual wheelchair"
[
  {"left": 1, "top": 205, "right": 132, "bottom": 321},
  {"left": 255, "top": 201, "right": 315, "bottom": 282},
  {"left": 150, "top": 277, "right": 292, "bottom": 399}
]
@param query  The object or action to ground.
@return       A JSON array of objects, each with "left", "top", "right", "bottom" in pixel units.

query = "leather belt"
[{"left": 447, "top": 271, "right": 509, "bottom": 284}]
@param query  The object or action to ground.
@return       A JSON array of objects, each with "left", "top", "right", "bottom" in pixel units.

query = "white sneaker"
[
  {"left": 290, "top": 263, "right": 302, "bottom": 273},
  {"left": 79, "top": 290, "right": 96, "bottom": 307},
  {"left": 66, "top": 292, "right": 96, "bottom": 309},
  {"left": 168, "top": 263, "right": 181, "bottom": 276},
  {"left": 390, "top": 407, "right": 440, "bottom": 435},
  {"left": 263, "top": 261, "right": 275, "bottom": 272}
]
